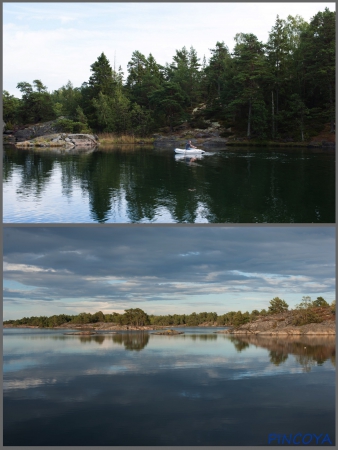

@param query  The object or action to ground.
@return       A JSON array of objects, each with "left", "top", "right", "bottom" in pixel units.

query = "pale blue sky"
[
  {"left": 3, "top": 227, "right": 335, "bottom": 320},
  {"left": 3, "top": 2, "right": 335, "bottom": 96}
]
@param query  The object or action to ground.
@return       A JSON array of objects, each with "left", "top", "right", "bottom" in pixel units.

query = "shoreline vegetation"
[
  {"left": 3, "top": 9, "right": 335, "bottom": 149},
  {"left": 4, "top": 121, "right": 335, "bottom": 150},
  {"left": 3, "top": 297, "right": 335, "bottom": 335}
]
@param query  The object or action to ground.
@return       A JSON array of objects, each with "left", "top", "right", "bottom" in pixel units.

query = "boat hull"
[{"left": 174, "top": 148, "right": 205, "bottom": 154}]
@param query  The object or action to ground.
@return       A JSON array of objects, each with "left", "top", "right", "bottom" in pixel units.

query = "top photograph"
[{"left": 3, "top": 2, "right": 335, "bottom": 223}]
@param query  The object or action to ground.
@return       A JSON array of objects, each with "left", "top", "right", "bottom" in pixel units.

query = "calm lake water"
[
  {"left": 3, "top": 145, "right": 335, "bottom": 223},
  {"left": 3, "top": 328, "right": 335, "bottom": 446}
]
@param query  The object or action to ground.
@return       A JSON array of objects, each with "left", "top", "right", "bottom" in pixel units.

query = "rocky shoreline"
[
  {"left": 4, "top": 317, "right": 335, "bottom": 335},
  {"left": 3, "top": 323, "right": 181, "bottom": 331},
  {"left": 153, "top": 135, "right": 335, "bottom": 149},
  {"left": 12, "top": 133, "right": 99, "bottom": 149},
  {"left": 215, "top": 310, "right": 335, "bottom": 336},
  {"left": 4, "top": 118, "right": 335, "bottom": 150}
]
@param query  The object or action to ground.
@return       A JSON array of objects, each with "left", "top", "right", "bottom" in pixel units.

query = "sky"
[
  {"left": 3, "top": 226, "right": 335, "bottom": 320},
  {"left": 3, "top": 2, "right": 335, "bottom": 97}
]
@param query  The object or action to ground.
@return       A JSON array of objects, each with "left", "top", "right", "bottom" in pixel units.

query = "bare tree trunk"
[
  {"left": 328, "top": 82, "right": 335, "bottom": 133},
  {"left": 247, "top": 99, "right": 252, "bottom": 137},
  {"left": 271, "top": 91, "right": 275, "bottom": 139},
  {"left": 276, "top": 87, "right": 279, "bottom": 135}
]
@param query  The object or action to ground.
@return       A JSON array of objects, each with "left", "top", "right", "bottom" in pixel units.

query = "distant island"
[{"left": 3, "top": 296, "right": 335, "bottom": 335}]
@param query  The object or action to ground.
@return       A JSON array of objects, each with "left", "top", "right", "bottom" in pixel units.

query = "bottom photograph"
[{"left": 3, "top": 226, "right": 336, "bottom": 447}]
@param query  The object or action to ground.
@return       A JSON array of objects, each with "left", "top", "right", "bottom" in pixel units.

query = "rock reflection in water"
[
  {"left": 182, "top": 334, "right": 217, "bottom": 341},
  {"left": 227, "top": 334, "right": 335, "bottom": 371}
]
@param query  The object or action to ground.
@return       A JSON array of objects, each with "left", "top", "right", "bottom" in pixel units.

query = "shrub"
[
  {"left": 55, "top": 118, "right": 91, "bottom": 133},
  {"left": 291, "top": 310, "right": 323, "bottom": 326}
]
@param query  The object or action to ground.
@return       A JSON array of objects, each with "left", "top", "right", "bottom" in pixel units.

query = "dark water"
[
  {"left": 3, "top": 145, "right": 335, "bottom": 223},
  {"left": 3, "top": 328, "right": 335, "bottom": 446}
]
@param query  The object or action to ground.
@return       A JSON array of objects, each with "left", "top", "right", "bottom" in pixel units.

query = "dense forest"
[
  {"left": 3, "top": 297, "right": 335, "bottom": 328},
  {"left": 3, "top": 9, "right": 335, "bottom": 141}
]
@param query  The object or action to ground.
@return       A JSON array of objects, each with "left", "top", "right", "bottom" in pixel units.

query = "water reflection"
[
  {"left": 78, "top": 335, "right": 106, "bottom": 345},
  {"left": 181, "top": 333, "right": 217, "bottom": 341},
  {"left": 112, "top": 332, "right": 150, "bottom": 351},
  {"left": 227, "top": 336, "right": 250, "bottom": 352},
  {"left": 227, "top": 335, "right": 336, "bottom": 371},
  {"left": 3, "top": 328, "right": 335, "bottom": 446},
  {"left": 54, "top": 331, "right": 217, "bottom": 347},
  {"left": 3, "top": 145, "right": 335, "bottom": 223}
]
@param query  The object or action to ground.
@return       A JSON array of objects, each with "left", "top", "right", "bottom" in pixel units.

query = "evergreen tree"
[
  {"left": 88, "top": 52, "right": 115, "bottom": 96},
  {"left": 3, "top": 90, "right": 20, "bottom": 125},
  {"left": 229, "top": 33, "right": 268, "bottom": 138},
  {"left": 268, "top": 297, "right": 289, "bottom": 314},
  {"left": 299, "top": 8, "right": 335, "bottom": 132},
  {"left": 16, "top": 80, "right": 55, "bottom": 123}
]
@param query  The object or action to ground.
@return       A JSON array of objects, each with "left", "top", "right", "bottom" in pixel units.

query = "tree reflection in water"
[
  {"left": 227, "top": 334, "right": 335, "bottom": 371},
  {"left": 183, "top": 334, "right": 218, "bottom": 341},
  {"left": 79, "top": 335, "right": 105, "bottom": 345},
  {"left": 3, "top": 145, "right": 335, "bottom": 223},
  {"left": 112, "top": 332, "right": 150, "bottom": 351}
]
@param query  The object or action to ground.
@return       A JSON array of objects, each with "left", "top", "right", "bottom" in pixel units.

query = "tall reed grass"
[{"left": 97, "top": 133, "right": 154, "bottom": 145}]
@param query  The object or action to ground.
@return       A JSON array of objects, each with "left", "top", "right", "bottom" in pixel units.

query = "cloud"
[
  {"left": 3, "top": 227, "right": 335, "bottom": 318},
  {"left": 3, "top": 3, "right": 335, "bottom": 96},
  {"left": 4, "top": 262, "right": 57, "bottom": 273}
]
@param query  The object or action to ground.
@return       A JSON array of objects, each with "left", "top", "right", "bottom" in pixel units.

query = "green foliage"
[
  {"left": 55, "top": 118, "right": 90, "bottom": 133},
  {"left": 251, "top": 309, "right": 260, "bottom": 320},
  {"left": 166, "top": 46, "right": 202, "bottom": 107},
  {"left": 268, "top": 297, "right": 289, "bottom": 314},
  {"left": 292, "top": 309, "right": 322, "bottom": 326},
  {"left": 51, "top": 81, "right": 82, "bottom": 118},
  {"left": 92, "top": 90, "right": 131, "bottom": 133},
  {"left": 123, "top": 308, "right": 150, "bottom": 326},
  {"left": 4, "top": 297, "right": 334, "bottom": 329},
  {"left": 4, "top": 10, "right": 336, "bottom": 140},
  {"left": 149, "top": 82, "right": 187, "bottom": 130},
  {"left": 189, "top": 116, "right": 209, "bottom": 129},
  {"left": 88, "top": 52, "right": 115, "bottom": 96},
  {"left": 16, "top": 80, "right": 56, "bottom": 123},
  {"left": 130, "top": 103, "right": 154, "bottom": 136},
  {"left": 232, "top": 311, "right": 250, "bottom": 327},
  {"left": 292, "top": 296, "right": 323, "bottom": 325},
  {"left": 312, "top": 296, "right": 329, "bottom": 307},
  {"left": 3, "top": 90, "right": 20, "bottom": 124},
  {"left": 299, "top": 8, "right": 335, "bottom": 131}
]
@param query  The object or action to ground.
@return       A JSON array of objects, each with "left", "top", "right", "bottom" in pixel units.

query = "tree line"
[
  {"left": 3, "top": 296, "right": 335, "bottom": 328},
  {"left": 3, "top": 9, "right": 335, "bottom": 141}
]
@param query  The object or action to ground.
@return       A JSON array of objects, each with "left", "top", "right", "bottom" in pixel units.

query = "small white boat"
[{"left": 174, "top": 148, "right": 205, "bottom": 154}]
